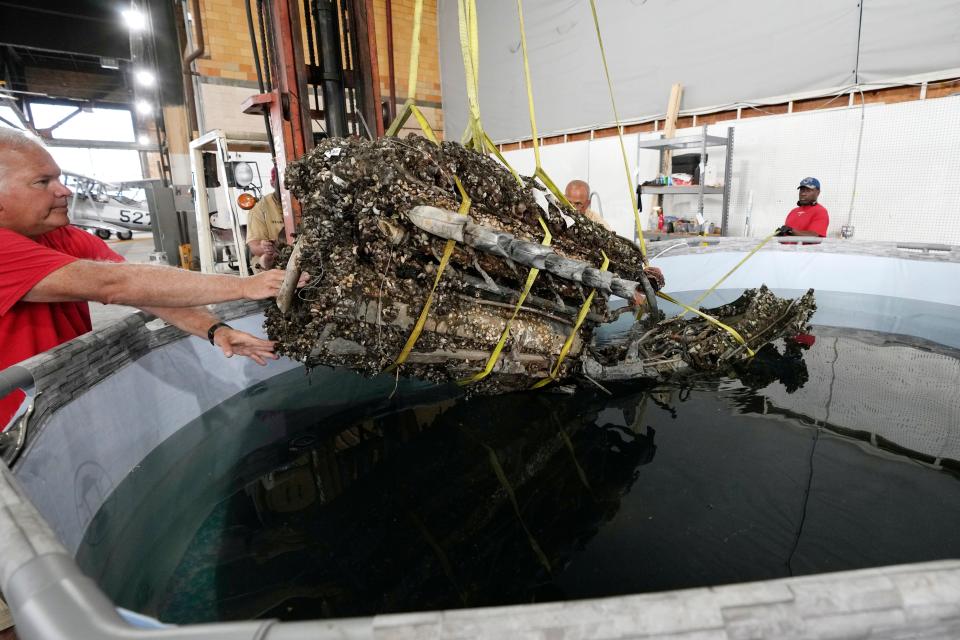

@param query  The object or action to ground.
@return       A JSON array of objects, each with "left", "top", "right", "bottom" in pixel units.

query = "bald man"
[
  {"left": 564, "top": 180, "right": 611, "bottom": 231},
  {"left": 0, "top": 129, "right": 307, "bottom": 426}
]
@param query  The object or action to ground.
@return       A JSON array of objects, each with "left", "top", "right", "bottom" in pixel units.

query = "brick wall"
[
  {"left": 370, "top": 0, "right": 442, "bottom": 105},
  {"left": 371, "top": 0, "right": 444, "bottom": 136},
  {"left": 193, "top": 0, "right": 259, "bottom": 85},
  {"left": 192, "top": 0, "right": 444, "bottom": 137}
]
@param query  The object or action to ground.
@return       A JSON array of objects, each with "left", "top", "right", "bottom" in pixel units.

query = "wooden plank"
[
  {"left": 660, "top": 82, "right": 683, "bottom": 175},
  {"left": 652, "top": 83, "right": 683, "bottom": 215}
]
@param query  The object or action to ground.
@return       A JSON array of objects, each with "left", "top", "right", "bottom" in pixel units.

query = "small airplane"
[{"left": 63, "top": 172, "right": 153, "bottom": 240}]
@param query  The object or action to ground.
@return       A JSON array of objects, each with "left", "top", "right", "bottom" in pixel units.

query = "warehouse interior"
[{"left": 1, "top": 1, "right": 960, "bottom": 638}]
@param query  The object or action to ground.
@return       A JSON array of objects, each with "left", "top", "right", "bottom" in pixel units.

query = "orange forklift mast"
[{"left": 242, "top": 0, "right": 385, "bottom": 245}]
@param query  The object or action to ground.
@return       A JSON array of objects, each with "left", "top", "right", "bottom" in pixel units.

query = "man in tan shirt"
[
  {"left": 246, "top": 168, "right": 286, "bottom": 271},
  {"left": 564, "top": 179, "right": 611, "bottom": 231}
]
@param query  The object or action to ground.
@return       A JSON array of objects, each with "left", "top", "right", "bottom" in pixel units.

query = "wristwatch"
[{"left": 207, "top": 322, "right": 233, "bottom": 345}]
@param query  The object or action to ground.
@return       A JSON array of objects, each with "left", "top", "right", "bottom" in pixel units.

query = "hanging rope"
[
  {"left": 385, "top": 0, "right": 424, "bottom": 136},
  {"left": 515, "top": 0, "right": 573, "bottom": 207},
  {"left": 679, "top": 229, "right": 778, "bottom": 316},
  {"left": 657, "top": 291, "right": 755, "bottom": 357},
  {"left": 450, "top": 0, "right": 562, "bottom": 387},
  {"left": 457, "top": 0, "right": 485, "bottom": 151},
  {"left": 587, "top": 0, "right": 645, "bottom": 258}
]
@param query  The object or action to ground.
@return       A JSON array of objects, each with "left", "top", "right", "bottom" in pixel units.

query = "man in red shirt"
[
  {"left": 0, "top": 129, "right": 305, "bottom": 426},
  {"left": 776, "top": 177, "right": 829, "bottom": 237}
]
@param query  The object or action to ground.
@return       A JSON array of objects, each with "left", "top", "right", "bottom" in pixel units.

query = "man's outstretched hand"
[
  {"left": 775, "top": 225, "right": 795, "bottom": 237},
  {"left": 241, "top": 269, "right": 311, "bottom": 300},
  {"left": 213, "top": 327, "right": 278, "bottom": 366}
]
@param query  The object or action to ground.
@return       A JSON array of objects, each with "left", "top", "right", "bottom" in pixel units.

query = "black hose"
[
  {"left": 257, "top": 0, "right": 273, "bottom": 91},
  {"left": 314, "top": 0, "right": 348, "bottom": 137},
  {"left": 304, "top": 0, "right": 321, "bottom": 115},
  {"left": 245, "top": 0, "right": 266, "bottom": 94},
  {"left": 245, "top": 0, "right": 276, "bottom": 159}
]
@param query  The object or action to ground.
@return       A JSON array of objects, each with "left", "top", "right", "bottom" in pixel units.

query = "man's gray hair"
[
  {"left": 0, "top": 127, "right": 42, "bottom": 153},
  {"left": 0, "top": 128, "right": 44, "bottom": 190}
]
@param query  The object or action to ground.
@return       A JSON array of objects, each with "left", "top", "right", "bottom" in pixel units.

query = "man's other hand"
[
  {"left": 241, "top": 269, "right": 311, "bottom": 300},
  {"left": 260, "top": 242, "right": 278, "bottom": 269},
  {"left": 213, "top": 327, "right": 278, "bottom": 366},
  {"left": 775, "top": 225, "right": 795, "bottom": 237},
  {"left": 643, "top": 265, "right": 665, "bottom": 291}
]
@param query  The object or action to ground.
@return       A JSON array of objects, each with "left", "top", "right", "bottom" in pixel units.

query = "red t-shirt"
[
  {"left": 785, "top": 203, "right": 829, "bottom": 237},
  {"left": 0, "top": 226, "right": 123, "bottom": 426}
]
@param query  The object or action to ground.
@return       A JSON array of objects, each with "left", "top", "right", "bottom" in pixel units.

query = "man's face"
[
  {"left": 0, "top": 145, "right": 72, "bottom": 237},
  {"left": 270, "top": 170, "right": 282, "bottom": 202},
  {"left": 565, "top": 185, "right": 590, "bottom": 214},
  {"left": 798, "top": 186, "right": 819, "bottom": 205}
]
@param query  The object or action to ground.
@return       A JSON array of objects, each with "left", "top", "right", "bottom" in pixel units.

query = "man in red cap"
[{"left": 776, "top": 177, "right": 829, "bottom": 237}]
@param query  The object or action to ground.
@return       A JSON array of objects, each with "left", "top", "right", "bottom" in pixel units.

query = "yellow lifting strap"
[
  {"left": 458, "top": 0, "right": 485, "bottom": 151},
  {"left": 587, "top": 0, "right": 646, "bottom": 258},
  {"left": 531, "top": 250, "right": 610, "bottom": 389},
  {"left": 458, "top": 217, "right": 553, "bottom": 385},
  {"left": 483, "top": 132, "right": 524, "bottom": 186},
  {"left": 657, "top": 291, "right": 755, "bottom": 357},
  {"left": 385, "top": 0, "right": 425, "bottom": 137},
  {"left": 384, "top": 2, "right": 473, "bottom": 371},
  {"left": 406, "top": 0, "right": 423, "bottom": 100},
  {"left": 455, "top": 0, "right": 525, "bottom": 187},
  {"left": 386, "top": 239, "right": 456, "bottom": 371},
  {"left": 409, "top": 104, "right": 439, "bottom": 145},
  {"left": 680, "top": 229, "right": 779, "bottom": 315},
  {"left": 386, "top": 177, "right": 472, "bottom": 372},
  {"left": 515, "top": 0, "right": 573, "bottom": 209}
]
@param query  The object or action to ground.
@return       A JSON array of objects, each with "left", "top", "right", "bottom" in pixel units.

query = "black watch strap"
[{"left": 207, "top": 322, "right": 232, "bottom": 345}]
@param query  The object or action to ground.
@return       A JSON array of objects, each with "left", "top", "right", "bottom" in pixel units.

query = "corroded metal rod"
[
  {"left": 276, "top": 235, "right": 304, "bottom": 313},
  {"left": 407, "top": 205, "right": 648, "bottom": 301}
]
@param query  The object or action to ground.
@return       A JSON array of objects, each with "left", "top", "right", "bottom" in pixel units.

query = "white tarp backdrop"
[
  {"left": 498, "top": 96, "right": 960, "bottom": 243},
  {"left": 438, "top": 0, "right": 960, "bottom": 142}
]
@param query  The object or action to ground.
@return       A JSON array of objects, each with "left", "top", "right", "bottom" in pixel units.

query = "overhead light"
[
  {"left": 135, "top": 69, "right": 155, "bottom": 87},
  {"left": 138, "top": 135, "right": 150, "bottom": 145},
  {"left": 135, "top": 100, "right": 153, "bottom": 115},
  {"left": 122, "top": 8, "right": 147, "bottom": 31},
  {"left": 100, "top": 57, "right": 120, "bottom": 70}
]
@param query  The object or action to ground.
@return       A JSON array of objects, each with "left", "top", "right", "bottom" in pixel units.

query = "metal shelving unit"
[{"left": 637, "top": 125, "right": 734, "bottom": 234}]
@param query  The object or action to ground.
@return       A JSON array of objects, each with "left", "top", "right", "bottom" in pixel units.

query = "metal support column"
[
  {"left": 697, "top": 124, "right": 707, "bottom": 231},
  {"left": 267, "top": 0, "right": 314, "bottom": 242},
  {"left": 721, "top": 126, "right": 734, "bottom": 236},
  {"left": 349, "top": 0, "right": 385, "bottom": 137}
]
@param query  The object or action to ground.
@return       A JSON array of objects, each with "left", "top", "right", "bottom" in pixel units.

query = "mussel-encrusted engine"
[{"left": 265, "top": 135, "right": 816, "bottom": 392}]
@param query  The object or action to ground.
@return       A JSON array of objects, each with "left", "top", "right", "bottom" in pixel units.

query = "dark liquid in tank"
[{"left": 77, "top": 297, "right": 960, "bottom": 624}]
